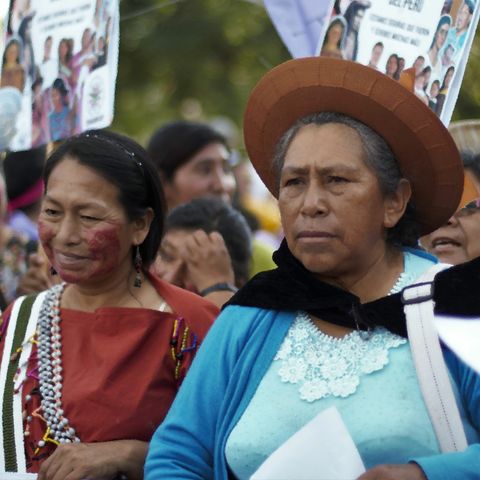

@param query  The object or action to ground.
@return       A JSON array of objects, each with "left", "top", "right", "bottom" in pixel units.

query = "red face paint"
[
  {"left": 44, "top": 220, "right": 129, "bottom": 285},
  {"left": 82, "top": 225, "right": 122, "bottom": 278}
]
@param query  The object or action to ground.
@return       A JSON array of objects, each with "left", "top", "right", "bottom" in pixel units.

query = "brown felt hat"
[{"left": 243, "top": 57, "right": 464, "bottom": 236}]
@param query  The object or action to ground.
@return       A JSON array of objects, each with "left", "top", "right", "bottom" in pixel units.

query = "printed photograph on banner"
[
  {"left": 0, "top": 0, "right": 119, "bottom": 152},
  {"left": 318, "top": 0, "right": 479, "bottom": 126}
]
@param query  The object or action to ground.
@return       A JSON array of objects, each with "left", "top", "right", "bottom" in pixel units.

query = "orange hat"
[
  {"left": 244, "top": 57, "right": 463, "bottom": 235},
  {"left": 459, "top": 170, "right": 480, "bottom": 210}
]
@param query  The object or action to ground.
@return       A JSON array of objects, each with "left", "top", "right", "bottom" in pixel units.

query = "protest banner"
[
  {"left": 0, "top": 0, "right": 119, "bottom": 152},
  {"left": 318, "top": 0, "right": 480, "bottom": 126}
]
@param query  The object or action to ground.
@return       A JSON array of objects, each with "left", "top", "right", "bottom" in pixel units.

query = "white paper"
[
  {"left": 0, "top": 473, "right": 37, "bottom": 479},
  {"left": 435, "top": 316, "right": 480, "bottom": 373},
  {"left": 251, "top": 406, "right": 365, "bottom": 480},
  {"left": 264, "top": 0, "right": 333, "bottom": 58}
]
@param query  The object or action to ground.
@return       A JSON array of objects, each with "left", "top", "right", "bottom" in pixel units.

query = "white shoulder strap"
[
  {"left": 0, "top": 291, "right": 47, "bottom": 473},
  {"left": 402, "top": 263, "right": 468, "bottom": 453}
]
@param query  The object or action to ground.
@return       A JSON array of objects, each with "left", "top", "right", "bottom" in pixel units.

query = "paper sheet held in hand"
[{"left": 251, "top": 406, "right": 365, "bottom": 480}]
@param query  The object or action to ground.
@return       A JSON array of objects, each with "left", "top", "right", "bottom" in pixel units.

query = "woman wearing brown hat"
[{"left": 145, "top": 58, "right": 480, "bottom": 480}]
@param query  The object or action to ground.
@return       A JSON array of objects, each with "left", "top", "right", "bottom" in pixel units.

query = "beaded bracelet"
[{"left": 199, "top": 282, "right": 238, "bottom": 297}]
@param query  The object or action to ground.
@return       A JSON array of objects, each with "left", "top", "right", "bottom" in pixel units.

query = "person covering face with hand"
[{"left": 154, "top": 197, "right": 251, "bottom": 307}]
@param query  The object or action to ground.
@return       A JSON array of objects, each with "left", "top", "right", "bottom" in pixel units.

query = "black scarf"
[{"left": 226, "top": 240, "right": 480, "bottom": 338}]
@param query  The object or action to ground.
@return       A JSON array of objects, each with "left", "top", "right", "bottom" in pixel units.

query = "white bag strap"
[
  {"left": 402, "top": 263, "right": 468, "bottom": 452},
  {"left": 0, "top": 291, "right": 47, "bottom": 473}
]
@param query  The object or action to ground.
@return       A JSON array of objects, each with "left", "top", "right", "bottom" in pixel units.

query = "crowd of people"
[{"left": 0, "top": 12, "right": 479, "bottom": 480}]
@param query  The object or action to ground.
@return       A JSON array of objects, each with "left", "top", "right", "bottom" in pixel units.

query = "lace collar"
[{"left": 275, "top": 312, "right": 406, "bottom": 402}]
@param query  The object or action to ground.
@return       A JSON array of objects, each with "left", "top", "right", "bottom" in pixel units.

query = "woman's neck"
[
  {"left": 317, "top": 244, "right": 405, "bottom": 303},
  {"left": 60, "top": 266, "right": 161, "bottom": 312}
]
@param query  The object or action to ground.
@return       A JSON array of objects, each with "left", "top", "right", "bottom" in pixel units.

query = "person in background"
[
  {"left": 7, "top": 0, "right": 33, "bottom": 35},
  {"left": 57, "top": 38, "right": 74, "bottom": 88},
  {"left": 154, "top": 197, "right": 251, "bottom": 307},
  {"left": 435, "top": 65, "right": 455, "bottom": 116},
  {"left": 421, "top": 66, "right": 432, "bottom": 96},
  {"left": 17, "top": 13, "right": 35, "bottom": 82},
  {"left": 443, "top": 0, "right": 474, "bottom": 62},
  {"left": 0, "top": 129, "right": 218, "bottom": 478},
  {"left": 31, "top": 76, "right": 50, "bottom": 147},
  {"left": 396, "top": 56, "right": 405, "bottom": 79},
  {"left": 463, "top": 150, "right": 480, "bottom": 192},
  {"left": 147, "top": 120, "right": 236, "bottom": 211},
  {"left": 441, "top": 43, "right": 455, "bottom": 68},
  {"left": 147, "top": 120, "right": 276, "bottom": 283},
  {"left": 421, "top": 151, "right": 480, "bottom": 265},
  {"left": 70, "top": 28, "right": 97, "bottom": 93},
  {"left": 93, "top": 36, "right": 107, "bottom": 69},
  {"left": 427, "top": 15, "right": 452, "bottom": 80},
  {"left": 421, "top": 197, "right": 480, "bottom": 265},
  {"left": 1, "top": 37, "right": 25, "bottom": 92},
  {"left": 48, "top": 77, "right": 75, "bottom": 142},
  {"left": 145, "top": 56, "right": 480, "bottom": 480},
  {"left": 367, "top": 41, "right": 383, "bottom": 70},
  {"left": 0, "top": 173, "right": 36, "bottom": 309},
  {"left": 385, "top": 53, "right": 399, "bottom": 79},
  {"left": 343, "top": 0, "right": 371, "bottom": 61},
  {"left": 320, "top": 16, "right": 346, "bottom": 59},
  {"left": 428, "top": 79, "right": 441, "bottom": 111},
  {"left": 412, "top": 55, "right": 425, "bottom": 75},
  {"left": 4, "top": 146, "right": 45, "bottom": 244},
  {"left": 38, "top": 35, "right": 57, "bottom": 89},
  {"left": 414, "top": 68, "right": 430, "bottom": 106}
]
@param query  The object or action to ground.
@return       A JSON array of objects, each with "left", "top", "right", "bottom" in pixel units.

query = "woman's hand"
[
  {"left": 37, "top": 440, "right": 148, "bottom": 480},
  {"left": 182, "top": 230, "right": 235, "bottom": 292},
  {"left": 357, "top": 463, "right": 427, "bottom": 480}
]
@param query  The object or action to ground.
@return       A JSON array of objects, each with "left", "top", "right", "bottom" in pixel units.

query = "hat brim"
[{"left": 244, "top": 57, "right": 463, "bottom": 236}]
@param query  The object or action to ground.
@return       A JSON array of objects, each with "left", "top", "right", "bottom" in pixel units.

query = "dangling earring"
[{"left": 134, "top": 246, "right": 143, "bottom": 288}]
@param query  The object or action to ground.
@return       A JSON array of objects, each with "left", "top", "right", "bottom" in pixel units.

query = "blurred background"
[
  {"left": 113, "top": 0, "right": 480, "bottom": 149},
  {"left": 1, "top": 0, "right": 480, "bottom": 150}
]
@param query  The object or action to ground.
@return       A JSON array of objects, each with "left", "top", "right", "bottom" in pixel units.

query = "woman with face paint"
[{"left": 0, "top": 130, "right": 218, "bottom": 479}]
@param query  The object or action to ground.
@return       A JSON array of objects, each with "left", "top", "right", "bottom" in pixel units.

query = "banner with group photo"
[
  {"left": 0, "top": 0, "right": 119, "bottom": 152},
  {"left": 317, "top": 0, "right": 480, "bottom": 126}
]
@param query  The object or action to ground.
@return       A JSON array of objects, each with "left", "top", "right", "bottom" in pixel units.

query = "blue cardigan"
[{"left": 145, "top": 306, "right": 480, "bottom": 479}]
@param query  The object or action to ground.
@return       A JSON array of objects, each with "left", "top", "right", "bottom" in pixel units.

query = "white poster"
[
  {"left": 0, "top": 0, "right": 119, "bottom": 151},
  {"left": 318, "top": 0, "right": 480, "bottom": 126}
]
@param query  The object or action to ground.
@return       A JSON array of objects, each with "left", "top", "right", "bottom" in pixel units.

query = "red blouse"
[{"left": 0, "top": 275, "right": 219, "bottom": 472}]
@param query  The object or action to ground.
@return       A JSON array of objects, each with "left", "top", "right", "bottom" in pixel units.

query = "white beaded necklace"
[{"left": 37, "top": 282, "right": 80, "bottom": 444}]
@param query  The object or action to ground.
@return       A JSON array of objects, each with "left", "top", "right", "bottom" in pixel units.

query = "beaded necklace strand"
[{"left": 37, "top": 282, "right": 80, "bottom": 444}]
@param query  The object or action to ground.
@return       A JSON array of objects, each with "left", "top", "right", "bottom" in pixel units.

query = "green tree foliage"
[
  {"left": 454, "top": 35, "right": 480, "bottom": 121},
  {"left": 114, "top": 0, "right": 480, "bottom": 144},
  {"left": 114, "top": 0, "right": 289, "bottom": 144}
]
